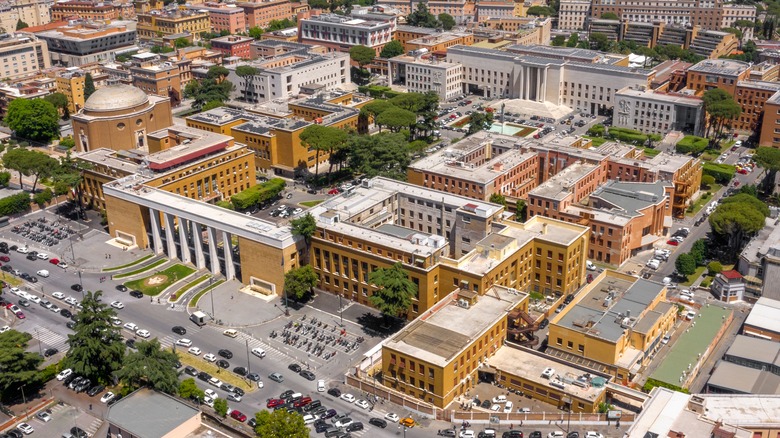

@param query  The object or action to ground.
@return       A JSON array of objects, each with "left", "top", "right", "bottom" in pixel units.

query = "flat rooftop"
[
  {"left": 616, "top": 87, "right": 703, "bottom": 106},
  {"left": 707, "top": 361, "right": 780, "bottom": 394},
  {"left": 589, "top": 180, "right": 670, "bottom": 218},
  {"left": 408, "top": 31, "right": 471, "bottom": 47},
  {"left": 725, "top": 334, "right": 780, "bottom": 367},
  {"left": 529, "top": 162, "right": 599, "bottom": 201},
  {"left": 187, "top": 107, "right": 251, "bottom": 126},
  {"left": 389, "top": 55, "right": 461, "bottom": 68},
  {"left": 698, "top": 394, "right": 780, "bottom": 428},
  {"left": 383, "top": 286, "right": 527, "bottom": 367},
  {"left": 744, "top": 297, "right": 780, "bottom": 335},
  {"left": 144, "top": 126, "right": 233, "bottom": 171},
  {"left": 688, "top": 59, "right": 751, "bottom": 76},
  {"left": 77, "top": 148, "right": 141, "bottom": 174},
  {"left": 489, "top": 347, "right": 609, "bottom": 403},
  {"left": 410, "top": 147, "right": 536, "bottom": 184},
  {"left": 645, "top": 152, "right": 696, "bottom": 175},
  {"left": 106, "top": 389, "right": 200, "bottom": 438}
]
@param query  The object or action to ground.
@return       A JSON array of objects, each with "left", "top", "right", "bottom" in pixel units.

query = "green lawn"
[
  {"left": 114, "top": 259, "right": 167, "bottom": 279},
  {"left": 680, "top": 265, "right": 707, "bottom": 286},
  {"left": 169, "top": 274, "right": 210, "bottom": 302},
  {"left": 642, "top": 147, "right": 661, "bottom": 157},
  {"left": 300, "top": 200, "right": 323, "bottom": 207},
  {"left": 124, "top": 264, "right": 196, "bottom": 296},
  {"left": 686, "top": 185, "right": 721, "bottom": 216},
  {"left": 584, "top": 136, "right": 607, "bottom": 147},
  {"left": 190, "top": 279, "right": 225, "bottom": 307},
  {"left": 103, "top": 254, "right": 154, "bottom": 272}
]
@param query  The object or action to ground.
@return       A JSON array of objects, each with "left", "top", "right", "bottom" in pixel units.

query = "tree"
[
  {"left": 754, "top": 146, "right": 780, "bottom": 193},
  {"left": 690, "top": 239, "right": 708, "bottom": 266},
  {"left": 467, "top": 111, "right": 493, "bottom": 134},
  {"left": 284, "top": 265, "right": 319, "bottom": 300},
  {"left": 589, "top": 32, "right": 613, "bottom": 51},
  {"left": 236, "top": 65, "right": 260, "bottom": 100},
  {"left": 64, "top": 291, "right": 125, "bottom": 385},
  {"left": 16, "top": 19, "right": 28, "bottom": 30},
  {"left": 349, "top": 45, "right": 376, "bottom": 68},
  {"left": 702, "top": 88, "right": 741, "bottom": 140},
  {"left": 44, "top": 92, "right": 69, "bottom": 112},
  {"left": 489, "top": 193, "right": 506, "bottom": 207},
  {"left": 368, "top": 262, "right": 417, "bottom": 322},
  {"left": 115, "top": 338, "right": 180, "bottom": 394},
  {"left": 0, "top": 171, "right": 10, "bottom": 187},
  {"left": 700, "top": 174, "right": 716, "bottom": 188},
  {"left": 206, "top": 65, "right": 230, "bottom": 81},
  {"left": 709, "top": 194, "right": 769, "bottom": 260},
  {"left": 202, "top": 100, "right": 224, "bottom": 111},
  {"left": 5, "top": 99, "right": 60, "bottom": 142},
  {"left": 347, "top": 133, "right": 411, "bottom": 180},
  {"left": 707, "top": 261, "right": 724, "bottom": 275},
  {"left": 33, "top": 188, "right": 53, "bottom": 206},
  {"left": 267, "top": 19, "right": 295, "bottom": 32},
  {"left": 515, "top": 199, "right": 527, "bottom": 222},
  {"left": 0, "top": 330, "right": 44, "bottom": 401},
  {"left": 376, "top": 107, "right": 416, "bottom": 133},
  {"left": 552, "top": 35, "right": 566, "bottom": 46},
  {"left": 178, "top": 378, "right": 204, "bottom": 401},
  {"left": 526, "top": 6, "right": 555, "bottom": 16},
  {"left": 214, "top": 397, "right": 229, "bottom": 417},
  {"left": 253, "top": 409, "right": 309, "bottom": 438},
  {"left": 299, "top": 125, "right": 348, "bottom": 182},
  {"left": 379, "top": 40, "right": 404, "bottom": 59},
  {"left": 291, "top": 213, "right": 317, "bottom": 248},
  {"left": 174, "top": 37, "right": 190, "bottom": 48},
  {"left": 361, "top": 100, "right": 394, "bottom": 129},
  {"left": 566, "top": 33, "right": 580, "bottom": 47},
  {"left": 406, "top": 2, "right": 439, "bottom": 28},
  {"left": 3, "top": 148, "right": 57, "bottom": 193},
  {"left": 675, "top": 253, "right": 697, "bottom": 278},
  {"left": 248, "top": 26, "right": 264, "bottom": 39},
  {"left": 84, "top": 73, "right": 96, "bottom": 100},
  {"left": 438, "top": 13, "right": 455, "bottom": 30},
  {"left": 600, "top": 12, "right": 619, "bottom": 19}
]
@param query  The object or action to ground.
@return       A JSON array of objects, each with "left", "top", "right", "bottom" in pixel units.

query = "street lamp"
[
  {"left": 338, "top": 294, "right": 343, "bottom": 327},
  {"left": 78, "top": 270, "right": 83, "bottom": 296},
  {"left": 20, "top": 384, "right": 29, "bottom": 420},
  {"left": 399, "top": 425, "right": 408, "bottom": 438}
]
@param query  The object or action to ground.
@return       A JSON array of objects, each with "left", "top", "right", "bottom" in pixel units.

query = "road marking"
[{"left": 33, "top": 326, "right": 69, "bottom": 353}]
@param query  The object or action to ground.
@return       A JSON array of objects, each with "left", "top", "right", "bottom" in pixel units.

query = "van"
[{"left": 36, "top": 269, "right": 49, "bottom": 278}]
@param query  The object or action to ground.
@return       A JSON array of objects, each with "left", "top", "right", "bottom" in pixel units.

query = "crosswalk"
[
  {"left": 82, "top": 417, "right": 103, "bottom": 437},
  {"left": 34, "top": 326, "right": 70, "bottom": 353},
  {"left": 204, "top": 326, "right": 303, "bottom": 364}
]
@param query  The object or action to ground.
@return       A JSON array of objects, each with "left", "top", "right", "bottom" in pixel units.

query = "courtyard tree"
[
  {"left": 368, "top": 262, "right": 417, "bottom": 322},
  {"left": 5, "top": 98, "right": 60, "bottom": 143},
  {"left": 253, "top": 409, "right": 309, "bottom": 438},
  {"left": 674, "top": 253, "right": 697, "bottom": 279},
  {"left": 44, "top": 92, "right": 69, "bottom": 113},
  {"left": 299, "top": 125, "right": 348, "bottom": 182},
  {"left": 84, "top": 73, "right": 96, "bottom": 100},
  {"left": 283, "top": 265, "right": 319, "bottom": 300},
  {"left": 346, "top": 133, "right": 410, "bottom": 180},
  {"left": 376, "top": 107, "right": 416, "bottom": 133},
  {"left": 360, "top": 100, "right": 394, "bottom": 130},
  {"left": 3, "top": 148, "right": 58, "bottom": 192},
  {"left": 349, "top": 45, "right": 375, "bottom": 68},
  {"left": 64, "top": 291, "right": 125, "bottom": 385},
  {"left": 489, "top": 193, "right": 507, "bottom": 207},
  {"left": 379, "top": 40, "right": 404, "bottom": 59},
  {"left": 515, "top": 199, "right": 527, "bottom": 222},
  {"left": 291, "top": 213, "right": 317, "bottom": 250},
  {"left": 709, "top": 193, "right": 769, "bottom": 260},
  {"left": 754, "top": 146, "right": 780, "bottom": 193},
  {"left": 702, "top": 88, "right": 741, "bottom": 140},
  {"left": 438, "top": 13, "right": 455, "bottom": 30},
  {"left": 115, "top": 338, "right": 180, "bottom": 394},
  {"left": 0, "top": 330, "right": 44, "bottom": 402}
]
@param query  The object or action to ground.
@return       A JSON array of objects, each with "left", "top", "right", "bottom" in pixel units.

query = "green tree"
[
  {"left": 526, "top": 5, "right": 555, "bottom": 16},
  {"left": 702, "top": 88, "right": 741, "bottom": 140},
  {"left": 600, "top": 12, "right": 619, "bottom": 19},
  {"left": 438, "top": 13, "right": 456, "bottom": 30},
  {"left": 236, "top": 65, "right": 260, "bottom": 101},
  {"left": 214, "top": 398, "right": 229, "bottom": 417},
  {"left": 16, "top": 19, "right": 28, "bottom": 30},
  {"left": 5, "top": 99, "right": 60, "bottom": 142},
  {"left": 368, "top": 262, "right": 417, "bottom": 322},
  {"left": 360, "top": 100, "right": 395, "bottom": 129},
  {"left": 376, "top": 107, "right": 416, "bottom": 133},
  {"left": 349, "top": 45, "right": 376, "bottom": 68},
  {"left": 700, "top": 174, "right": 716, "bottom": 188},
  {"left": 552, "top": 35, "right": 566, "bottom": 46},
  {"left": 0, "top": 193, "right": 31, "bottom": 216},
  {"left": 407, "top": 2, "right": 439, "bottom": 28},
  {"left": 63, "top": 290, "right": 125, "bottom": 385},
  {"left": 3, "top": 148, "right": 58, "bottom": 192},
  {"left": 174, "top": 37, "right": 190, "bottom": 48},
  {"left": 690, "top": 239, "right": 708, "bottom": 266},
  {"left": 299, "top": 125, "right": 348, "bottom": 182},
  {"left": 566, "top": 33, "right": 580, "bottom": 47},
  {"left": 283, "top": 265, "right": 319, "bottom": 300},
  {"left": 267, "top": 18, "right": 295, "bottom": 32},
  {"left": 379, "top": 40, "right": 404, "bottom": 59},
  {"left": 178, "top": 378, "right": 204, "bottom": 401},
  {"left": 675, "top": 253, "right": 697, "bottom": 278},
  {"left": 589, "top": 32, "right": 613, "bottom": 51},
  {"left": 754, "top": 146, "right": 780, "bottom": 193},
  {"left": 202, "top": 100, "right": 224, "bottom": 111},
  {"left": 709, "top": 194, "right": 769, "bottom": 259},
  {"left": 489, "top": 193, "right": 506, "bottom": 206},
  {"left": 291, "top": 213, "right": 317, "bottom": 248},
  {"left": 253, "top": 409, "right": 309, "bottom": 438},
  {"left": 347, "top": 133, "right": 411, "bottom": 180},
  {"left": 84, "top": 73, "right": 96, "bottom": 100},
  {"left": 707, "top": 261, "right": 723, "bottom": 275},
  {"left": 115, "top": 338, "right": 180, "bottom": 394},
  {"left": 0, "top": 330, "right": 44, "bottom": 401},
  {"left": 0, "top": 171, "right": 10, "bottom": 187},
  {"left": 44, "top": 92, "right": 69, "bottom": 112},
  {"left": 33, "top": 188, "right": 53, "bottom": 206},
  {"left": 467, "top": 111, "right": 493, "bottom": 134},
  {"left": 248, "top": 26, "right": 264, "bottom": 39},
  {"left": 515, "top": 199, "right": 527, "bottom": 222},
  {"left": 60, "top": 136, "right": 75, "bottom": 149}
]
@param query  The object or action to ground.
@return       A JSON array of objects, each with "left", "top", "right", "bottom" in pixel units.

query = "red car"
[
  {"left": 327, "top": 188, "right": 340, "bottom": 195},
  {"left": 230, "top": 410, "right": 247, "bottom": 422},
  {"left": 293, "top": 397, "right": 312, "bottom": 408},
  {"left": 738, "top": 169, "right": 749, "bottom": 175},
  {"left": 0, "top": 255, "right": 9, "bottom": 262},
  {"left": 15, "top": 311, "right": 25, "bottom": 319},
  {"left": 667, "top": 239, "right": 679, "bottom": 246},
  {"left": 49, "top": 258, "right": 60, "bottom": 265},
  {"left": 266, "top": 398, "right": 284, "bottom": 408}
]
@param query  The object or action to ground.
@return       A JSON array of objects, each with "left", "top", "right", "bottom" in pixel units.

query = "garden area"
[
  {"left": 124, "top": 264, "right": 196, "bottom": 296},
  {"left": 586, "top": 124, "right": 662, "bottom": 149}
]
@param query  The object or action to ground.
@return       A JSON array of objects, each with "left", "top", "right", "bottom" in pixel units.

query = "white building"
[
  {"left": 721, "top": 4, "right": 757, "bottom": 40},
  {"left": 227, "top": 50, "right": 350, "bottom": 104},
  {"left": 0, "top": 33, "right": 50, "bottom": 80},
  {"left": 387, "top": 55, "right": 463, "bottom": 101},
  {"left": 558, "top": 0, "right": 591, "bottom": 31},
  {"left": 614, "top": 86, "right": 705, "bottom": 136},
  {"left": 298, "top": 10, "right": 396, "bottom": 55}
]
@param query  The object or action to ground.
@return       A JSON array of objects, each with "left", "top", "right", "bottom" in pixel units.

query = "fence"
[{"left": 345, "top": 374, "right": 437, "bottom": 417}]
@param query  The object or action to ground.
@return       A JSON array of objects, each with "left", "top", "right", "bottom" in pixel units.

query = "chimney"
[{"left": 541, "top": 223, "right": 547, "bottom": 235}]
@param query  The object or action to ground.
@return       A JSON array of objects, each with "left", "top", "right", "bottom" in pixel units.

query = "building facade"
[
  {"left": 297, "top": 10, "right": 396, "bottom": 55},
  {"left": 0, "top": 33, "right": 50, "bottom": 80},
  {"left": 136, "top": 8, "right": 210, "bottom": 42},
  {"left": 0, "top": 0, "right": 53, "bottom": 36},
  {"left": 558, "top": 0, "right": 591, "bottom": 30},
  {"left": 51, "top": 0, "right": 119, "bottom": 21},
  {"left": 239, "top": 0, "right": 296, "bottom": 29},
  {"left": 210, "top": 35, "right": 253, "bottom": 59},
  {"left": 35, "top": 21, "right": 138, "bottom": 66},
  {"left": 55, "top": 70, "right": 85, "bottom": 113},
  {"left": 188, "top": 2, "right": 246, "bottom": 34},
  {"left": 614, "top": 86, "right": 705, "bottom": 136},
  {"left": 387, "top": 55, "right": 464, "bottom": 101}
]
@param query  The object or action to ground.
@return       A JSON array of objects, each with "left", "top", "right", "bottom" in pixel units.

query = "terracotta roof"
[{"left": 721, "top": 270, "right": 742, "bottom": 280}]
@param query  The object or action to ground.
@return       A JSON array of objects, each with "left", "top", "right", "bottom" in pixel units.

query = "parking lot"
[{"left": 1, "top": 403, "right": 102, "bottom": 438}]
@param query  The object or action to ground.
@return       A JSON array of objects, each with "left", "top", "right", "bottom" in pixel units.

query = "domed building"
[{"left": 71, "top": 84, "right": 173, "bottom": 152}]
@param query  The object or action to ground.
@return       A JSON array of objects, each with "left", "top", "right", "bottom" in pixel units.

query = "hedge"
[
  {"left": 703, "top": 162, "right": 736, "bottom": 184},
  {"left": 675, "top": 135, "right": 708, "bottom": 155},
  {"left": 642, "top": 378, "right": 690, "bottom": 394},
  {"left": 606, "top": 127, "right": 649, "bottom": 144},
  {"left": 358, "top": 85, "right": 401, "bottom": 99},
  {"left": 230, "top": 178, "right": 285, "bottom": 210},
  {"left": 0, "top": 192, "right": 31, "bottom": 216}
]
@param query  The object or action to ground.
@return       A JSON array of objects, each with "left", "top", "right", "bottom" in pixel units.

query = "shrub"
[
  {"left": 676, "top": 135, "right": 708, "bottom": 155},
  {"left": 703, "top": 162, "right": 736, "bottom": 184},
  {"left": 606, "top": 127, "right": 649, "bottom": 144},
  {"left": 230, "top": 178, "right": 285, "bottom": 210},
  {"left": 707, "top": 261, "right": 723, "bottom": 275},
  {"left": 0, "top": 192, "right": 31, "bottom": 215},
  {"left": 642, "top": 377, "right": 689, "bottom": 394}
]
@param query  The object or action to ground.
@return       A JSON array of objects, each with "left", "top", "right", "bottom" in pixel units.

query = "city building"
[
  {"left": 685, "top": 59, "right": 751, "bottom": 97},
  {"left": 239, "top": 0, "right": 297, "bottom": 29},
  {"left": 51, "top": 0, "right": 119, "bottom": 21},
  {"left": 70, "top": 83, "right": 173, "bottom": 152},
  {"left": 737, "top": 218, "right": 780, "bottom": 300},
  {"left": 0, "top": 0, "right": 53, "bottom": 36},
  {"left": 478, "top": 16, "right": 552, "bottom": 43},
  {"left": 386, "top": 55, "right": 464, "bottom": 101},
  {"left": 188, "top": 2, "right": 246, "bottom": 34},
  {"left": 710, "top": 269, "right": 745, "bottom": 302},
  {"left": 106, "top": 389, "right": 203, "bottom": 438},
  {"left": 136, "top": 5, "right": 210, "bottom": 43},
  {"left": 54, "top": 68, "right": 85, "bottom": 112},
  {"left": 614, "top": 86, "right": 705, "bottom": 136},
  {"left": 706, "top": 362, "right": 780, "bottom": 395},
  {"left": 733, "top": 80, "right": 780, "bottom": 132},
  {"left": 259, "top": 27, "right": 299, "bottom": 43},
  {"left": 381, "top": 285, "right": 529, "bottom": 408},
  {"left": 159, "top": 45, "right": 223, "bottom": 90},
  {"left": 128, "top": 52, "right": 182, "bottom": 104},
  {"left": 210, "top": 35, "right": 253, "bottom": 59},
  {"left": 34, "top": 20, "right": 138, "bottom": 66},
  {"left": 558, "top": 0, "right": 591, "bottom": 30},
  {"left": 403, "top": 31, "right": 475, "bottom": 55},
  {"left": 546, "top": 271, "right": 676, "bottom": 381},
  {"left": 376, "top": 0, "right": 474, "bottom": 24},
  {"left": 297, "top": 9, "right": 396, "bottom": 55},
  {"left": 0, "top": 33, "right": 49, "bottom": 80},
  {"left": 225, "top": 47, "right": 350, "bottom": 104},
  {"left": 742, "top": 297, "right": 780, "bottom": 342},
  {"left": 759, "top": 91, "right": 780, "bottom": 147},
  {"left": 0, "top": 80, "right": 49, "bottom": 118}
]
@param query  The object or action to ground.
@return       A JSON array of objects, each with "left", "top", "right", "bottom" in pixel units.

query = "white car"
[
  {"left": 251, "top": 347, "right": 266, "bottom": 358},
  {"left": 110, "top": 317, "right": 122, "bottom": 326},
  {"left": 257, "top": 380, "right": 264, "bottom": 389},
  {"left": 490, "top": 404, "right": 501, "bottom": 411},
  {"left": 340, "top": 393, "right": 356, "bottom": 403},
  {"left": 17, "top": 423, "right": 34, "bottom": 435},
  {"left": 16, "top": 246, "right": 29, "bottom": 254},
  {"left": 202, "top": 396, "right": 215, "bottom": 407},
  {"left": 49, "top": 305, "right": 60, "bottom": 313},
  {"left": 385, "top": 413, "right": 400, "bottom": 423},
  {"left": 662, "top": 334, "right": 671, "bottom": 345},
  {"left": 547, "top": 432, "right": 564, "bottom": 438},
  {"left": 227, "top": 393, "right": 242, "bottom": 402},
  {"left": 123, "top": 322, "right": 138, "bottom": 331},
  {"left": 35, "top": 411, "right": 52, "bottom": 422},
  {"left": 36, "top": 253, "right": 49, "bottom": 260},
  {"left": 302, "top": 414, "right": 316, "bottom": 424},
  {"left": 460, "top": 431, "right": 475, "bottom": 438},
  {"left": 10, "top": 287, "right": 22, "bottom": 296},
  {"left": 58, "top": 262, "right": 68, "bottom": 269},
  {"left": 27, "top": 295, "right": 41, "bottom": 304},
  {"left": 136, "top": 329, "right": 150, "bottom": 338},
  {"left": 64, "top": 297, "right": 78, "bottom": 305},
  {"left": 36, "top": 269, "right": 49, "bottom": 278},
  {"left": 204, "top": 353, "right": 217, "bottom": 362},
  {"left": 52, "top": 291, "right": 65, "bottom": 299},
  {"left": 355, "top": 399, "right": 370, "bottom": 409},
  {"left": 175, "top": 338, "right": 193, "bottom": 347},
  {"left": 0, "top": 326, "right": 9, "bottom": 333},
  {"left": 111, "top": 301, "right": 124, "bottom": 309},
  {"left": 585, "top": 433, "right": 604, "bottom": 438},
  {"left": 503, "top": 401, "right": 513, "bottom": 413},
  {"left": 100, "top": 392, "right": 115, "bottom": 403},
  {"left": 334, "top": 418, "right": 353, "bottom": 428},
  {"left": 204, "top": 389, "right": 218, "bottom": 399},
  {"left": 56, "top": 368, "right": 73, "bottom": 381},
  {"left": 188, "top": 346, "right": 202, "bottom": 356},
  {"left": 208, "top": 377, "right": 223, "bottom": 388},
  {"left": 317, "top": 379, "right": 325, "bottom": 392}
]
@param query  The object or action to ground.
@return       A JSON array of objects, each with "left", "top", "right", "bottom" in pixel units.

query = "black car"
[
  {"left": 315, "top": 421, "right": 330, "bottom": 433},
  {"left": 567, "top": 433, "right": 579, "bottom": 438},
  {"left": 63, "top": 373, "right": 79, "bottom": 386},
  {"left": 71, "top": 284, "right": 83, "bottom": 292},
  {"left": 216, "top": 359, "right": 229, "bottom": 369},
  {"left": 197, "top": 371, "right": 211, "bottom": 382},
  {"left": 529, "top": 432, "right": 542, "bottom": 438},
  {"left": 43, "top": 348, "right": 59, "bottom": 357},
  {"left": 232, "top": 387, "right": 245, "bottom": 397},
  {"left": 310, "top": 406, "right": 327, "bottom": 417},
  {"left": 369, "top": 418, "right": 387, "bottom": 428},
  {"left": 299, "top": 370, "right": 316, "bottom": 381},
  {"left": 129, "top": 290, "right": 143, "bottom": 298},
  {"left": 481, "top": 399, "right": 492, "bottom": 409},
  {"left": 538, "top": 318, "right": 549, "bottom": 330},
  {"left": 66, "top": 321, "right": 77, "bottom": 329},
  {"left": 116, "top": 285, "right": 128, "bottom": 292},
  {"left": 26, "top": 254, "right": 37, "bottom": 261},
  {"left": 125, "top": 339, "right": 136, "bottom": 349},
  {"left": 233, "top": 366, "right": 247, "bottom": 376},
  {"left": 6, "top": 429, "right": 23, "bottom": 438},
  {"left": 564, "top": 294, "right": 574, "bottom": 305},
  {"left": 247, "top": 372, "right": 260, "bottom": 382},
  {"left": 502, "top": 431, "right": 523, "bottom": 438},
  {"left": 321, "top": 409, "right": 337, "bottom": 420},
  {"left": 248, "top": 418, "right": 256, "bottom": 428},
  {"left": 327, "top": 388, "right": 341, "bottom": 397},
  {"left": 70, "top": 426, "right": 89, "bottom": 438},
  {"left": 184, "top": 366, "right": 198, "bottom": 376},
  {"left": 60, "top": 309, "right": 72, "bottom": 318},
  {"left": 218, "top": 349, "right": 233, "bottom": 359},
  {"left": 87, "top": 385, "right": 105, "bottom": 397},
  {"left": 172, "top": 326, "right": 186, "bottom": 335},
  {"left": 280, "top": 389, "right": 295, "bottom": 399},
  {"left": 0, "top": 265, "right": 10, "bottom": 272},
  {"left": 288, "top": 363, "right": 302, "bottom": 373},
  {"left": 173, "top": 360, "right": 182, "bottom": 369},
  {"left": 345, "top": 422, "right": 364, "bottom": 432},
  {"left": 75, "top": 380, "right": 91, "bottom": 393}
]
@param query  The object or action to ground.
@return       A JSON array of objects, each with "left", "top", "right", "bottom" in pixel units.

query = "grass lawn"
[
  {"left": 680, "top": 265, "right": 707, "bottom": 286},
  {"left": 175, "top": 350, "right": 254, "bottom": 392},
  {"left": 300, "top": 200, "right": 323, "bottom": 207},
  {"left": 114, "top": 259, "right": 167, "bottom": 279},
  {"left": 514, "top": 126, "right": 536, "bottom": 137},
  {"left": 103, "top": 254, "right": 154, "bottom": 272},
  {"left": 584, "top": 136, "right": 607, "bottom": 147},
  {"left": 686, "top": 186, "right": 721, "bottom": 216},
  {"left": 124, "top": 264, "right": 196, "bottom": 296},
  {"left": 642, "top": 147, "right": 661, "bottom": 157},
  {"left": 170, "top": 274, "right": 210, "bottom": 302},
  {"left": 190, "top": 280, "right": 225, "bottom": 307}
]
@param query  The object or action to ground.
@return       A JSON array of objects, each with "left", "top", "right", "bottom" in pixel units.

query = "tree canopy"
[
  {"left": 438, "top": 13, "right": 456, "bottom": 30},
  {"left": 0, "top": 330, "right": 44, "bottom": 401},
  {"left": 5, "top": 99, "right": 60, "bottom": 142},
  {"left": 284, "top": 265, "right": 319, "bottom": 300},
  {"left": 84, "top": 73, "right": 96, "bottom": 100},
  {"left": 2, "top": 147, "right": 58, "bottom": 192},
  {"left": 347, "top": 133, "right": 411, "bottom": 180},
  {"left": 709, "top": 193, "right": 769, "bottom": 261},
  {"left": 527, "top": 6, "right": 555, "bottom": 16},
  {"left": 754, "top": 146, "right": 780, "bottom": 193},
  {"left": 407, "top": 2, "right": 439, "bottom": 28},
  {"left": 299, "top": 125, "right": 348, "bottom": 182},
  {"left": 253, "top": 409, "right": 309, "bottom": 437},
  {"left": 368, "top": 262, "right": 417, "bottom": 321},
  {"left": 349, "top": 45, "right": 376, "bottom": 67},
  {"left": 376, "top": 107, "right": 416, "bottom": 132},
  {"left": 291, "top": 213, "right": 317, "bottom": 246},
  {"left": 115, "top": 338, "right": 180, "bottom": 394},
  {"left": 675, "top": 253, "right": 696, "bottom": 277},
  {"left": 703, "top": 88, "right": 741, "bottom": 140},
  {"left": 379, "top": 40, "right": 404, "bottom": 59},
  {"left": 467, "top": 111, "right": 494, "bottom": 135},
  {"left": 44, "top": 92, "right": 69, "bottom": 112}
]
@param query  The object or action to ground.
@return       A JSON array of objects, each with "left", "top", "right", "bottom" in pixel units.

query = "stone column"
[
  {"left": 222, "top": 231, "right": 235, "bottom": 280},
  {"left": 208, "top": 227, "right": 220, "bottom": 275},
  {"left": 149, "top": 209, "right": 164, "bottom": 255},
  {"left": 192, "top": 222, "right": 206, "bottom": 269},
  {"left": 178, "top": 218, "right": 191, "bottom": 264},
  {"left": 164, "top": 213, "right": 177, "bottom": 260}
]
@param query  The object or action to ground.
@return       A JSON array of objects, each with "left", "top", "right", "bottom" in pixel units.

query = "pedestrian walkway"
[
  {"left": 83, "top": 417, "right": 103, "bottom": 437},
  {"left": 33, "top": 326, "right": 69, "bottom": 353}
]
